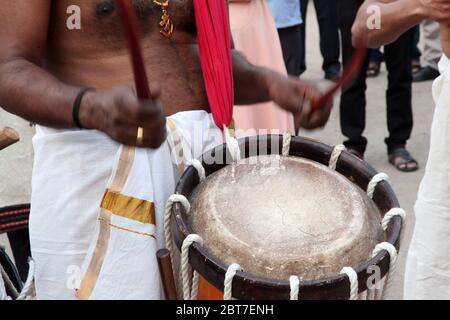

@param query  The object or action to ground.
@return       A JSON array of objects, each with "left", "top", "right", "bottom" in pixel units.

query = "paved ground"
[{"left": 0, "top": 7, "right": 435, "bottom": 300}]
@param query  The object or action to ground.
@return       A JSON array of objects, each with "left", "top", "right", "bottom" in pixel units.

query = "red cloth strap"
[{"left": 194, "top": 0, "right": 234, "bottom": 130}]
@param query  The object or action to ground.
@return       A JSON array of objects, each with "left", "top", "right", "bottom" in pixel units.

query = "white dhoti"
[
  {"left": 404, "top": 55, "right": 450, "bottom": 300},
  {"left": 30, "top": 110, "right": 219, "bottom": 300}
]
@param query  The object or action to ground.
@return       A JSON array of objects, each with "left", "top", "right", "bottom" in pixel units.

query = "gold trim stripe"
[
  {"left": 101, "top": 190, "right": 156, "bottom": 225},
  {"left": 167, "top": 119, "right": 186, "bottom": 175},
  {"left": 99, "top": 217, "right": 156, "bottom": 238},
  {"left": 77, "top": 146, "right": 136, "bottom": 300}
]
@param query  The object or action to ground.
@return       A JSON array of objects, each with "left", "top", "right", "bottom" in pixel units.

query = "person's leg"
[
  {"left": 337, "top": 0, "right": 368, "bottom": 156},
  {"left": 367, "top": 48, "right": 384, "bottom": 77},
  {"left": 314, "top": 0, "right": 341, "bottom": 77},
  {"left": 384, "top": 28, "right": 418, "bottom": 171},
  {"left": 298, "top": 0, "right": 309, "bottom": 75},
  {"left": 414, "top": 19, "right": 442, "bottom": 82},
  {"left": 277, "top": 25, "right": 303, "bottom": 77}
]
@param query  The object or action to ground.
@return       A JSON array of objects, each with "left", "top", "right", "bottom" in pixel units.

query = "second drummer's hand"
[
  {"left": 268, "top": 74, "right": 333, "bottom": 131},
  {"left": 79, "top": 84, "right": 167, "bottom": 148}
]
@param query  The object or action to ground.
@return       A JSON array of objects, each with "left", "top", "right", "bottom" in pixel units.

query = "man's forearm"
[
  {"left": 0, "top": 58, "right": 80, "bottom": 128},
  {"left": 232, "top": 50, "right": 281, "bottom": 105},
  {"left": 353, "top": 0, "right": 425, "bottom": 48}
]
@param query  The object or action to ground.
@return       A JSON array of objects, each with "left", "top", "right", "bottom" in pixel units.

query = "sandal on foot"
[{"left": 388, "top": 147, "right": 419, "bottom": 172}]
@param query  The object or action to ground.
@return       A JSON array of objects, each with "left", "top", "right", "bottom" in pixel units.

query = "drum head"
[{"left": 189, "top": 155, "right": 384, "bottom": 281}]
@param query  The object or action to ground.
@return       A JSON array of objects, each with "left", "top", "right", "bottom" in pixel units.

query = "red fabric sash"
[{"left": 194, "top": 0, "right": 234, "bottom": 130}]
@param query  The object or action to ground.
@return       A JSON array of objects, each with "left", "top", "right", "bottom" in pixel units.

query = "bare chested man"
[
  {"left": 353, "top": 0, "right": 450, "bottom": 300},
  {"left": 0, "top": 1, "right": 332, "bottom": 299}
]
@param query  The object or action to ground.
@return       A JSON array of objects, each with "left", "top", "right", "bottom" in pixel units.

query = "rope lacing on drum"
[
  {"left": 224, "top": 263, "right": 242, "bottom": 300},
  {"left": 289, "top": 275, "right": 300, "bottom": 300},
  {"left": 372, "top": 242, "right": 397, "bottom": 299},
  {"left": 282, "top": 134, "right": 292, "bottom": 157},
  {"left": 165, "top": 194, "right": 190, "bottom": 261},
  {"left": 382, "top": 208, "right": 406, "bottom": 231},
  {"left": 367, "top": 173, "right": 389, "bottom": 199},
  {"left": 224, "top": 127, "right": 241, "bottom": 162},
  {"left": 181, "top": 234, "right": 203, "bottom": 300},
  {"left": 186, "top": 159, "right": 206, "bottom": 182},
  {"left": 340, "top": 267, "right": 359, "bottom": 300},
  {"left": 329, "top": 144, "right": 346, "bottom": 170}
]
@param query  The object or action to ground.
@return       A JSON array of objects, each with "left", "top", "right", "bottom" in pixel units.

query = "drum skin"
[{"left": 189, "top": 155, "right": 384, "bottom": 282}]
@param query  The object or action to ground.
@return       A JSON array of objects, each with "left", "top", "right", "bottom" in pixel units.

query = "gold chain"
[{"left": 153, "top": 0, "right": 174, "bottom": 38}]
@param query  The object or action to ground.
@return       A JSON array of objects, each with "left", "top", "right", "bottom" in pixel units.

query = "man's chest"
[{"left": 50, "top": 0, "right": 197, "bottom": 39}]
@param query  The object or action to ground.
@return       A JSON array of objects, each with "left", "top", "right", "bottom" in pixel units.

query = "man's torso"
[{"left": 46, "top": 0, "right": 209, "bottom": 116}]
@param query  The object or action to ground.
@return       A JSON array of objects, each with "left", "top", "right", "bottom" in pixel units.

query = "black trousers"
[
  {"left": 299, "top": 0, "right": 341, "bottom": 74},
  {"left": 337, "top": 0, "right": 414, "bottom": 154},
  {"left": 278, "top": 25, "right": 303, "bottom": 77}
]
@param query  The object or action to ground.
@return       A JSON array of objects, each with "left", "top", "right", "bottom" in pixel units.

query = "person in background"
[
  {"left": 413, "top": 20, "right": 442, "bottom": 82},
  {"left": 337, "top": 0, "right": 418, "bottom": 172},
  {"left": 230, "top": 0, "right": 294, "bottom": 134},
  {"left": 299, "top": 0, "right": 341, "bottom": 80},
  {"left": 368, "top": 27, "right": 421, "bottom": 78},
  {"left": 267, "top": 0, "right": 303, "bottom": 77}
]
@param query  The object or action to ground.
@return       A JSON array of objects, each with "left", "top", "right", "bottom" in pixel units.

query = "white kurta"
[
  {"left": 404, "top": 55, "right": 450, "bottom": 300},
  {"left": 30, "top": 110, "right": 218, "bottom": 300}
]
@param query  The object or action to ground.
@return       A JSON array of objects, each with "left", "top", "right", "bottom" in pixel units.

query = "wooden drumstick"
[
  {"left": 0, "top": 127, "right": 20, "bottom": 151},
  {"left": 157, "top": 249, "right": 178, "bottom": 300}
]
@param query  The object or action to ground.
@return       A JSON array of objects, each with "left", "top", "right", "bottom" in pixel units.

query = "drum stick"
[
  {"left": 312, "top": 35, "right": 367, "bottom": 110},
  {"left": 157, "top": 249, "right": 178, "bottom": 300},
  {"left": 116, "top": 0, "right": 152, "bottom": 100},
  {"left": 0, "top": 127, "right": 20, "bottom": 151}
]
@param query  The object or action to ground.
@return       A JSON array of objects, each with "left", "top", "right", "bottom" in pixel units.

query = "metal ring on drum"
[{"left": 171, "top": 135, "right": 403, "bottom": 300}]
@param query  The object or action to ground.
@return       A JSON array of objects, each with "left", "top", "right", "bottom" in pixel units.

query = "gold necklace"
[{"left": 153, "top": 0, "right": 174, "bottom": 38}]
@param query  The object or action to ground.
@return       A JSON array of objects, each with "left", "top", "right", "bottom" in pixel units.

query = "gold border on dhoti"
[
  {"left": 77, "top": 146, "right": 136, "bottom": 300},
  {"left": 100, "top": 190, "right": 156, "bottom": 225}
]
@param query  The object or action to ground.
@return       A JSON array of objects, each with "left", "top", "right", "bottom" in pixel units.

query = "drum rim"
[{"left": 172, "top": 135, "right": 402, "bottom": 300}]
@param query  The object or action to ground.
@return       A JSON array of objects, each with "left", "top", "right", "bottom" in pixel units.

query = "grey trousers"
[{"left": 421, "top": 19, "right": 442, "bottom": 71}]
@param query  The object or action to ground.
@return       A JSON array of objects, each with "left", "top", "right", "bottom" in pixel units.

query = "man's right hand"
[
  {"left": 417, "top": 0, "right": 450, "bottom": 22},
  {"left": 79, "top": 85, "right": 167, "bottom": 149}
]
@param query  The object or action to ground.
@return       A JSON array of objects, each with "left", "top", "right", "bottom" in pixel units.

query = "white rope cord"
[
  {"left": 164, "top": 194, "right": 191, "bottom": 263},
  {"left": 367, "top": 173, "right": 389, "bottom": 199},
  {"left": 289, "top": 275, "right": 300, "bottom": 300},
  {"left": 224, "top": 127, "right": 241, "bottom": 162},
  {"left": 190, "top": 271, "right": 200, "bottom": 300},
  {"left": 282, "top": 134, "right": 292, "bottom": 156},
  {"left": 340, "top": 267, "right": 359, "bottom": 300},
  {"left": 329, "top": 144, "right": 346, "bottom": 170},
  {"left": 382, "top": 208, "right": 406, "bottom": 231},
  {"left": 17, "top": 259, "right": 35, "bottom": 300},
  {"left": 186, "top": 159, "right": 206, "bottom": 182},
  {"left": 372, "top": 242, "right": 397, "bottom": 299},
  {"left": 181, "top": 234, "right": 203, "bottom": 300},
  {"left": 224, "top": 263, "right": 242, "bottom": 301}
]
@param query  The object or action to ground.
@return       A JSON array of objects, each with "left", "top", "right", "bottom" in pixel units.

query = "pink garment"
[{"left": 230, "top": 0, "right": 294, "bottom": 134}]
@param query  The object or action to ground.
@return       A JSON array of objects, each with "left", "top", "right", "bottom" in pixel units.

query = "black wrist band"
[{"left": 72, "top": 88, "right": 93, "bottom": 129}]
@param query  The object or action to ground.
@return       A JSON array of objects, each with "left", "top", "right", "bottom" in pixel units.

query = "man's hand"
[
  {"left": 417, "top": 0, "right": 450, "bottom": 22},
  {"left": 268, "top": 75, "right": 333, "bottom": 131},
  {"left": 80, "top": 85, "right": 167, "bottom": 148}
]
